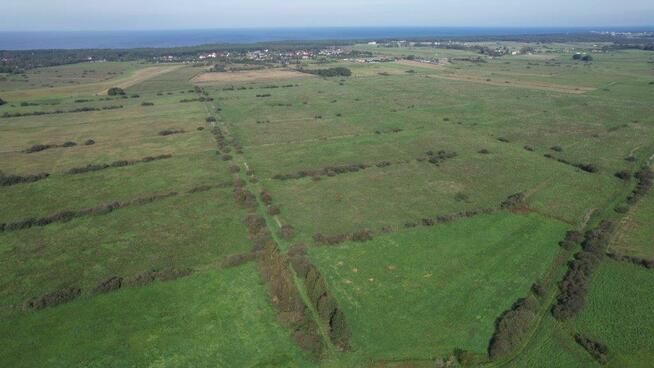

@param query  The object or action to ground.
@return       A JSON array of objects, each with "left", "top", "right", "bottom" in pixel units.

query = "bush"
[
  {"left": 523, "top": 145, "right": 535, "bottom": 152},
  {"left": 141, "top": 102, "right": 154, "bottom": 106},
  {"left": 158, "top": 129, "right": 185, "bottom": 136},
  {"left": 500, "top": 193, "right": 525, "bottom": 209},
  {"left": 84, "top": 139, "right": 95, "bottom": 145},
  {"left": 62, "top": 141, "right": 77, "bottom": 147},
  {"left": 24, "top": 144, "right": 55, "bottom": 153},
  {"left": 0, "top": 97, "right": 5, "bottom": 106},
  {"left": 24, "top": 288, "right": 81, "bottom": 310},
  {"left": 280, "top": 224, "right": 296, "bottom": 240},
  {"left": 206, "top": 116, "right": 216, "bottom": 122},
  {"left": 260, "top": 190, "right": 273, "bottom": 205},
  {"left": 0, "top": 171, "right": 49, "bottom": 187},
  {"left": 478, "top": 149, "right": 490, "bottom": 154},
  {"left": 351, "top": 229, "right": 373, "bottom": 242},
  {"left": 550, "top": 145, "right": 563, "bottom": 152},
  {"left": 488, "top": 295, "right": 540, "bottom": 359},
  {"left": 300, "top": 67, "right": 352, "bottom": 77},
  {"left": 497, "top": 137, "right": 510, "bottom": 143},
  {"left": 615, "top": 170, "right": 631, "bottom": 181},
  {"left": 93, "top": 277, "right": 123, "bottom": 294},
  {"left": 107, "top": 87, "right": 125, "bottom": 96},
  {"left": 574, "top": 334, "right": 608, "bottom": 364},
  {"left": 229, "top": 165, "right": 240, "bottom": 173},
  {"left": 221, "top": 252, "right": 257, "bottom": 268},
  {"left": 268, "top": 205, "right": 281, "bottom": 215}
]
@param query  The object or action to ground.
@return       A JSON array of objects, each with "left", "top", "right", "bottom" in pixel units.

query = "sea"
[{"left": 0, "top": 27, "right": 652, "bottom": 50}]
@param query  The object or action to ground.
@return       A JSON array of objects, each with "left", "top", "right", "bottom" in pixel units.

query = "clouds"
[{"left": 1, "top": 0, "right": 653, "bottom": 31}]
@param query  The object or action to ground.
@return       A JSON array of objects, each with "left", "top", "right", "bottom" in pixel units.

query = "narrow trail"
[{"left": 201, "top": 94, "right": 336, "bottom": 356}]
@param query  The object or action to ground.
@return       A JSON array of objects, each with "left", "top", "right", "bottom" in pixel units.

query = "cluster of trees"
[
  {"left": 552, "top": 220, "right": 614, "bottom": 320},
  {"left": 65, "top": 154, "right": 172, "bottom": 175},
  {"left": 299, "top": 67, "right": 352, "bottom": 77}
]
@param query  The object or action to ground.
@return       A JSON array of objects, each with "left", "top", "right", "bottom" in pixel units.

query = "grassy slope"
[
  {"left": 0, "top": 264, "right": 312, "bottom": 368},
  {"left": 309, "top": 212, "right": 568, "bottom": 361}
]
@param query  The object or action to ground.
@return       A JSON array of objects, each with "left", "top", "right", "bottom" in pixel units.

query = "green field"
[
  {"left": 1, "top": 40, "right": 653, "bottom": 367},
  {"left": 309, "top": 212, "right": 568, "bottom": 361}
]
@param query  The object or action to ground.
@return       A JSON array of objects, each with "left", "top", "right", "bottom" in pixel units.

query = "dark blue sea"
[{"left": 1, "top": 27, "right": 653, "bottom": 50}]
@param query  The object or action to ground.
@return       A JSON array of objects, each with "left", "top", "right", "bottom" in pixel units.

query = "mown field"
[{"left": 1, "top": 42, "right": 653, "bottom": 367}]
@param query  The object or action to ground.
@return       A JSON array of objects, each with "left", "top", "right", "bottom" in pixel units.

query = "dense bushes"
[
  {"left": 233, "top": 188, "right": 257, "bottom": 208},
  {"left": 544, "top": 153, "right": 598, "bottom": 173},
  {"left": 107, "top": 87, "right": 125, "bottom": 96},
  {"left": 179, "top": 97, "right": 213, "bottom": 103},
  {"left": 300, "top": 67, "right": 352, "bottom": 77},
  {"left": 574, "top": 334, "right": 608, "bottom": 364},
  {"left": 313, "top": 229, "right": 373, "bottom": 246},
  {"left": 288, "top": 246, "right": 351, "bottom": 351},
  {"left": 23, "top": 288, "right": 81, "bottom": 311},
  {"left": 425, "top": 150, "right": 457, "bottom": 165},
  {"left": 65, "top": 154, "right": 172, "bottom": 174},
  {"left": 501, "top": 193, "right": 525, "bottom": 209},
  {"left": 559, "top": 230, "right": 583, "bottom": 250},
  {"left": 273, "top": 163, "right": 370, "bottom": 180},
  {"left": 0, "top": 192, "right": 178, "bottom": 233},
  {"left": 0, "top": 171, "right": 49, "bottom": 186},
  {"left": 158, "top": 129, "right": 185, "bottom": 136},
  {"left": 607, "top": 252, "right": 654, "bottom": 269},
  {"left": 552, "top": 221, "right": 614, "bottom": 320},
  {"left": 124, "top": 267, "right": 193, "bottom": 287},
  {"left": 2, "top": 105, "right": 124, "bottom": 118},
  {"left": 221, "top": 252, "right": 258, "bottom": 268},
  {"left": 23, "top": 144, "right": 56, "bottom": 153},
  {"left": 93, "top": 276, "right": 123, "bottom": 294},
  {"left": 488, "top": 295, "right": 540, "bottom": 359},
  {"left": 256, "top": 243, "right": 324, "bottom": 355},
  {"left": 627, "top": 166, "right": 653, "bottom": 204}
]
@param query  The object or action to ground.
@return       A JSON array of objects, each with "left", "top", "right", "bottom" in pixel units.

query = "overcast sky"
[{"left": 1, "top": 0, "right": 653, "bottom": 31}]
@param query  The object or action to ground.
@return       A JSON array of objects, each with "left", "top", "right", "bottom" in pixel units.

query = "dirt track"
[{"left": 192, "top": 69, "right": 311, "bottom": 84}]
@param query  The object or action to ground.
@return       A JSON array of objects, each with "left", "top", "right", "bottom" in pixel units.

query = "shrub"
[
  {"left": 351, "top": 229, "right": 373, "bottom": 242},
  {"left": 0, "top": 171, "right": 49, "bottom": 187},
  {"left": 206, "top": 116, "right": 216, "bottom": 122},
  {"left": 234, "top": 188, "right": 257, "bottom": 208},
  {"left": 62, "top": 141, "right": 77, "bottom": 147},
  {"left": 197, "top": 126, "right": 205, "bottom": 131},
  {"left": 24, "top": 288, "right": 81, "bottom": 310},
  {"left": 107, "top": 87, "right": 125, "bottom": 96},
  {"left": 550, "top": 145, "right": 563, "bottom": 152},
  {"left": 221, "top": 252, "right": 258, "bottom": 268},
  {"left": 576, "top": 163, "right": 598, "bottom": 173},
  {"left": 24, "top": 144, "right": 55, "bottom": 153},
  {"left": 0, "top": 97, "right": 5, "bottom": 106},
  {"left": 552, "top": 221, "right": 614, "bottom": 320},
  {"left": 523, "top": 145, "right": 535, "bottom": 152},
  {"left": 93, "top": 277, "right": 123, "bottom": 294},
  {"left": 260, "top": 190, "right": 273, "bottom": 205},
  {"left": 229, "top": 165, "right": 240, "bottom": 173},
  {"left": 84, "top": 139, "right": 95, "bottom": 145},
  {"left": 488, "top": 295, "right": 540, "bottom": 359},
  {"left": 300, "top": 67, "right": 352, "bottom": 77},
  {"left": 221, "top": 154, "right": 232, "bottom": 161},
  {"left": 574, "top": 334, "right": 608, "bottom": 364},
  {"left": 497, "top": 137, "right": 510, "bottom": 143},
  {"left": 479, "top": 149, "right": 490, "bottom": 154},
  {"left": 280, "top": 224, "right": 296, "bottom": 240},
  {"left": 141, "top": 102, "right": 154, "bottom": 106},
  {"left": 158, "top": 129, "right": 185, "bottom": 136},
  {"left": 615, "top": 170, "right": 631, "bottom": 180},
  {"left": 500, "top": 193, "right": 525, "bottom": 209},
  {"left": 268, "top": 205, "right": 281, "bottom": 215}
]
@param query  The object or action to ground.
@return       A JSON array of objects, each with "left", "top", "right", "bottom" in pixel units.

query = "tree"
[
  {"left": 581, "top": 55, "right": 593, "bottom": 62},
  {"left": 572, "top": 53, "right": 582, "bottom": 60},
  {"left": 107, "top": 87, "right": 125, "bottom": 96}
]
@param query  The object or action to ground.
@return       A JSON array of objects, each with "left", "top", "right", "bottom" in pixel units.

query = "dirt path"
[{"left": 97, "top": 65, "right": 184, "bottom": 94}]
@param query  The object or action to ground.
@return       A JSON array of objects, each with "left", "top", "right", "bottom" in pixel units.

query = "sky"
[{"left": 1, "top": 0, "right": 653, "bottom": 31}]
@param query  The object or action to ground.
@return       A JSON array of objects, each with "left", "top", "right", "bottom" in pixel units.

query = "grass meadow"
[{"left": 1, "top": 44, "right": 653, "bottom": 367}]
